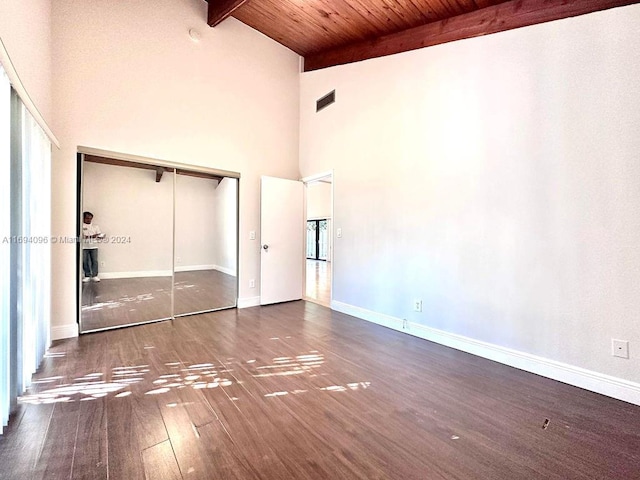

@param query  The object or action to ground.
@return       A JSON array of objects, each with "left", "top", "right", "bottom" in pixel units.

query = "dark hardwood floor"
[
  {"left": 81, "top": 270, "right": 237, "bottom": 331},
  {"left": 3, "top": 301, "right": 640, "bottom": 479}
]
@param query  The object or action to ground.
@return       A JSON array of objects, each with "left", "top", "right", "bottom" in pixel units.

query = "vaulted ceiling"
[{"left": 205, "top": 0, "right": 637, "bottom": 71}]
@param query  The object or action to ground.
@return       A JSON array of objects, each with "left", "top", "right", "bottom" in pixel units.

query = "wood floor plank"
[
  {"left": 0, "top": 404, "right": 53, "bottom": 480},
  {"left": 32, "top": 401, "right": 80, "bottom": 480},
  {"left": 71, "top": 397, "right": 108, "bottom": 480},
  {"left": 106, "top": 394, "right": 147, "bottom": 480},
  {"left": 141, "top": 440, "right": 182, "bottom": 480},
  {"left": 106, "top": 347, "right": 169, "bottom": 480},
  {"left": 56, "top": 328, "right": 111, "bottom": 480}
]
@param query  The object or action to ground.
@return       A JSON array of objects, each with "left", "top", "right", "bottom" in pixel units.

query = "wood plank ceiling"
[{"left": 206, "top": 0, "right": 638, "bottom": 71}]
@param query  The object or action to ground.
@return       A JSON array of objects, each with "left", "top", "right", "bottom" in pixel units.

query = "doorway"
[{"left": 303, "top": 173, "right": 333, "bottom": 307}]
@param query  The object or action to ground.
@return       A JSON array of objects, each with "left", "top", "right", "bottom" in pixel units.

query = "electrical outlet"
[
  {"left": 336, "top": 228, "right": 342, "bottom": 238},
  {"left": 413, "top": 300, "right": 422, "bottom": 312},
  {"left": 176, "top": 257, "right": 182, "bottom": 264},
  {"left": 249, "top": 230, "right": 256, "bottom": 240},
  {"left": 612, "top": 339, "right": 629, "bottom": 359},
  {"left": 249, "top": 279, "right": 255, "bottom": 288},
  {"left": 100, "top": 261, "right": 105, "bottom": 267}
]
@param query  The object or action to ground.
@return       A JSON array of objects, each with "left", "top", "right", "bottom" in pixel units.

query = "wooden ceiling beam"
[
  {"left": 304, "top": 0, "right": 638, "bottom": 71},
  {"left": 206, "top": 0, "right": 253, "bottom": 27}
]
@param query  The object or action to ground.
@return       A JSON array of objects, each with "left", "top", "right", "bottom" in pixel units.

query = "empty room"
[{"left": 1, "top": 0, "right": 639, "bottom": 479}]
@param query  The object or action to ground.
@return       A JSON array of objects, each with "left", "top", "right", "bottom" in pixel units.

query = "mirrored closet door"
[
  {"left": 78, "top": 149, "right": 239, "bottom": 333},
  {"left": 174, "top": 171, "right": 238, "bottom": 316}
]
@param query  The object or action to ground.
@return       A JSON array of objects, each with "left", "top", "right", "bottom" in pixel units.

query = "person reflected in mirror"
[{"left": 82, "top": 211, "right": 105, "bottom": 282}]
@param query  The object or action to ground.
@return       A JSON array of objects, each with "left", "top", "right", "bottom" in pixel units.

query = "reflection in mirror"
[
  {"left": 174, "top": 173, "right": 238, "bottom": 316},
  {"left": 81, "top": 159, "right": 174, "bottom": 332}
]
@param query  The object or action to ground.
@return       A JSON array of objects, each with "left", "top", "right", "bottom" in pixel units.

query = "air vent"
[{"left": 316, "top": 90, "right": 335, "bottom": 112}]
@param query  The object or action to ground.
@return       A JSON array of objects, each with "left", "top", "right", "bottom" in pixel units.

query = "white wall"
[
  {"left": 83, "top": 162, "right": 175, "bottom": 277},
  {"left": 51, "top": 0, "right": 300, "bottom": 336},
  {"left": 212, "top": 177, "right": 238, "bottom": 276},
  {"left": 300, "top": 5, "right": 640, "bottom": 396},
  {"left": 307, "top": 182, "right": 332, "bottom": 219},
  {"left": 0, "top": 0, "right": 53, "bottom": 125},
  {"left": 175, "top": 174, "right": 219, "bottom": 272}
]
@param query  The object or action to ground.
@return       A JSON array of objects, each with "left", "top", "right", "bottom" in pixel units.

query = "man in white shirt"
[{"left": 82, "top": 211, "right": 104, "bottom": 282}]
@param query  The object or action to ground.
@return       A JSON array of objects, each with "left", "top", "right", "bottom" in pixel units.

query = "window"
[
  {"left": 0, "top": 64, "right": 51, "bottom": 434},
  {"left": 0, "top": 62, "right": 10, "bottom": 434},
  {"left": 306, "top": 219, "right": 328, "bottom": 261}
]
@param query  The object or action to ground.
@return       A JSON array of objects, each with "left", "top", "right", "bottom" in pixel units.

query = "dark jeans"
[{"left": 83, "top": 248, "right": 99, "bottom": 278}]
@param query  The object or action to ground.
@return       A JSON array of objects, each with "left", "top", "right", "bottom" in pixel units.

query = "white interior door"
[{"left": 260, "top": 176, "right": 304, "bottom": 305}]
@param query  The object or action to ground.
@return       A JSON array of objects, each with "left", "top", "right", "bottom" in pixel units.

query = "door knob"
[{"left": 262, "top": 244, "right": 269, "bottom": 251}]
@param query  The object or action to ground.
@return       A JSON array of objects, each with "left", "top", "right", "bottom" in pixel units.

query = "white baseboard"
[
  {"left": 174, "top": 264, "right": 218, "bottom": 273},
  {"left": 100, "top": 270, "right": 172, "bottom": 279},
  {"left": 51, "top": 323, "right": 79, "bottom": 341},
  {"left": 100, "top": 266, "right": 237, "bottom": 277},
  {"left": 213, "top": 264, "right": 237, "bottom": 277},
  {"left": 238, "top": 296, "right": 260, "bottom": 308},
  {"left": 331, "top": 300, "right": 640, "bottom": 406}
]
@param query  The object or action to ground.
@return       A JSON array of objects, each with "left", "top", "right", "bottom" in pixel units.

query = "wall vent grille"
[{"left": 316, "top": 90, "right": 335, "bottom": 112}]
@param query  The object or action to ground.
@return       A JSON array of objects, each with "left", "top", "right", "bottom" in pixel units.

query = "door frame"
[{"left": 301, "top": 170, "right": 334, "bottom": 307}]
